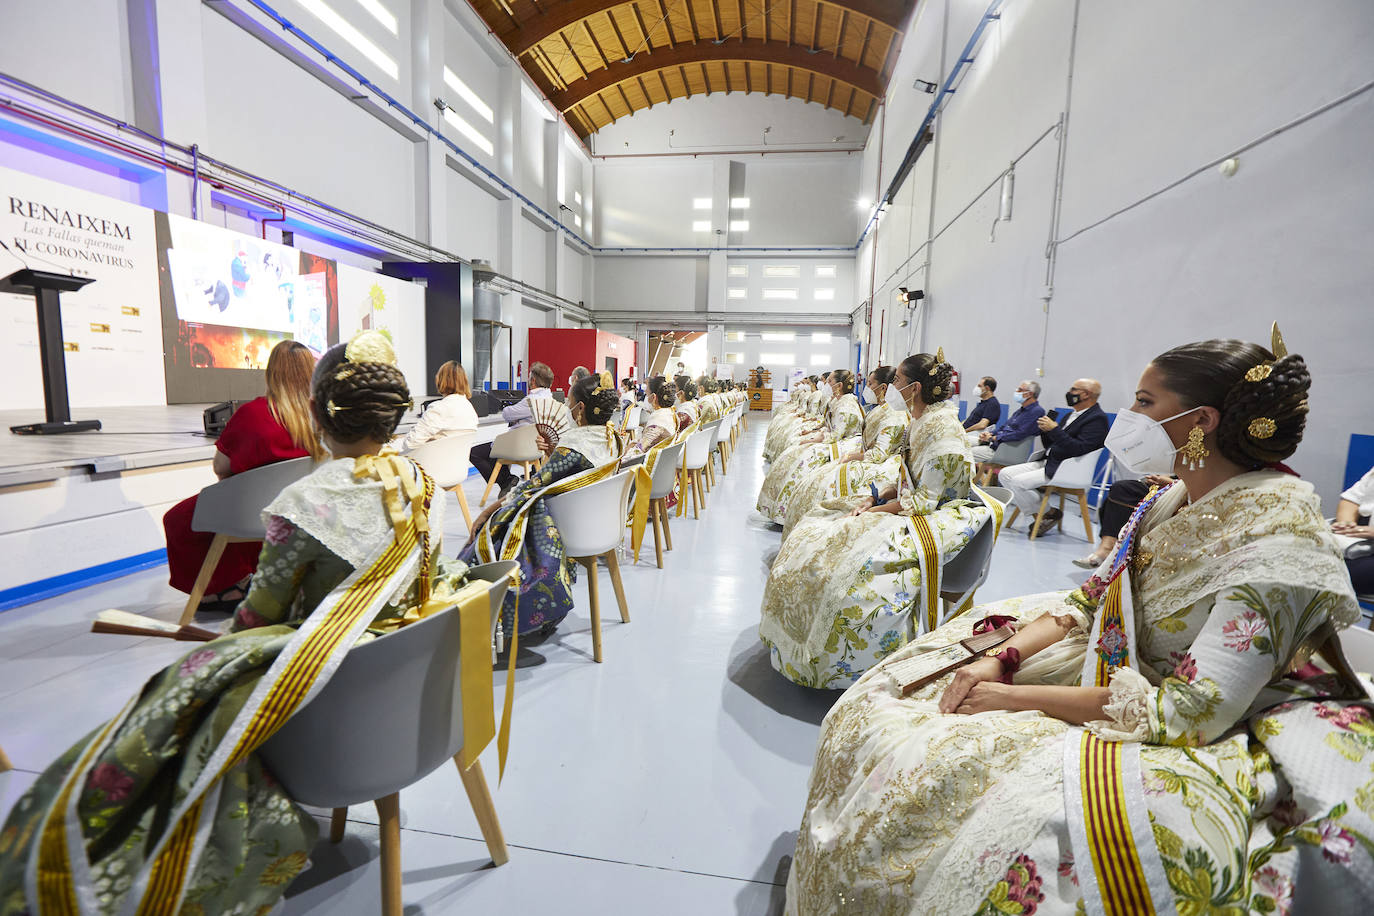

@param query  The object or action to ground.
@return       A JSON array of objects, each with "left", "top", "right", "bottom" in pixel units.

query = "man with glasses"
[
  {"left": 998, "top": 378, "right": 1110, "bottom": 536},
  {"left": 972, "top": 379, "right": 1046, "bottom": 475}
]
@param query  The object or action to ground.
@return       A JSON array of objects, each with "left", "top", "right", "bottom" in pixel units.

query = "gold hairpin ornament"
[
  {"left": 1248, "top": 417, "right": 1277, "bottom": 440},
  {"left": 1270, "top": 321, "right": 1288, "bottom": 359},
  {"left": 1245, "top": 322, "right": 1290, "bottom": 382},
  {"left": 930, "top": 346, "right": 946, "bottom": 375}
]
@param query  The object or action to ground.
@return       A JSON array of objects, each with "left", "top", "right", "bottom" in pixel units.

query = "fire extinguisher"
[
  {"left": 949, "top": 369, "right": 960, "bottom": 397},
  {"left": 517, "top": 360, "right": 524, "bottom": 388}
]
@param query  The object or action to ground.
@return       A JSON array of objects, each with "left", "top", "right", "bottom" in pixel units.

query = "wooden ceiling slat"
[
  {"left": 710, "top": 0, "right": 724, "bottom": 40},
  {"left": 810, "top": 6, "right": 822, "bottom": 50},
  {"left": 842, "top": 85, "right": 855, "bottom": 117},
  {"left": 582, "top": 20, "right": 611, "bottom": 69},
  {"left": 680, "top": 64, "right": 693, "bottom": 97},
  {"left": 824, "top": 77, "right": 835, "bottom": 109},
  {"left": 654, "top": 0, "right": 680, "bottom": 48},
  {"left": 606, "top": 10, "right": 632, "bottom": 61},
  {"left": 863, "top": 97, "right": 876, "bottom": 124},
  {"left": 857, "top": 18, "right": 873, "bottom": 63},
  {"left": 616, "top": 82, "right": 634, "bottom": 113},
  {"left": 702, "top": 62, "right": 713, "bottom": 95},
  {"left": 833, "top": 9, "right": 847, "bottom": 57},
  {"left": 629, "top": 3, "right": 655, "bottom": 53},
  {"left": 684, "top": 0, "right": 702, "bottom": 44},
  {"left": 786, "top": 0, "right": 794, "bottom": 45}
]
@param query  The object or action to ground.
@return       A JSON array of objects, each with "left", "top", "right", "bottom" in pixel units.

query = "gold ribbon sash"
[
  {"left": 673, "top": 421, "right": 701, "bottom": 518},
  {"left": 628, "top": 438, "right": 671, "bottom": 562}
]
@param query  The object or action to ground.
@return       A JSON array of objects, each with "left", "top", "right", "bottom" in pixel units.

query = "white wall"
[
  {"left": 856, "top": 0, "right": 1374, "bottom": 502},
  {"left": 592, "top": 93, "right": 867, "bottom": 154}
]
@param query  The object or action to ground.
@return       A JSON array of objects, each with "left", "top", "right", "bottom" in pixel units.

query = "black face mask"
[{"left": 1065, "top": 391, "right": 1082, "bottom": 406}]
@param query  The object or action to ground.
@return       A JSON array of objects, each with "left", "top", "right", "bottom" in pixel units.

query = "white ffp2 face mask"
[
  {"left": 861, "top": 387, "right": 877, "bottom": 405},
  {"left": 1105, "top": 407, "right": 1201, "bottom": 476},
  {"left": 885, "top": 381, "right": 911, "bottom": 412}
]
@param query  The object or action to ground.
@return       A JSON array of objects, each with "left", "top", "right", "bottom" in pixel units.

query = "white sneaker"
[{"left": 1071, "top": 554, "right": 1103, "bottom": 569}]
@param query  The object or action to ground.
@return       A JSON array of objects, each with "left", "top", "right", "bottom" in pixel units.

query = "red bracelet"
[{"left": 994, "top": 647, "right": 1022, "bottom": 684}]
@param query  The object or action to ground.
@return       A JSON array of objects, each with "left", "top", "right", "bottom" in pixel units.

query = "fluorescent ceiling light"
[
  {"left": 692, "top": 220, "right": 712, "bottom": 232},
  {"left": 727, "top": 288, "right": 747, "bottom": 299},
  {"left": 727, "top": 265, "right": 748, "bottom": 276},
  {"left": 729, "top": 220, "right": 749, "bottom": 231},
  {"left": 815, "top": 265, "right": 837, "bottom": 278},
  {"left": 763, "top": 265, "right": 799, "bottom": 277},
  {"left": 693, "top": 198, "right": 712, "bottom": 210},
  {"left": 443, "top": 67, "right": 494, "bottom": 123},
  {"left": 443, "top": 108, "right": 494, "bottom": 156},
  {"left": 730, "top": 197, "right": 750, "bottom": 208},
  {"left": 298, "top": 0, "right": 398, "bottom": 79},
  {"left": 354, "top": 0, "right": 398, "bottom": 34},
  {"left": 857, "top": 197, "right": 871, "bottom": 211}
]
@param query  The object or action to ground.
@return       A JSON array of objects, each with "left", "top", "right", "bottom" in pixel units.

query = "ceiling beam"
[
  {"left": 546, "top": 37, "right": 884, "bottom": 112},
  {"left": 499, "top": 0, "right": 909, "bottom": 57}
]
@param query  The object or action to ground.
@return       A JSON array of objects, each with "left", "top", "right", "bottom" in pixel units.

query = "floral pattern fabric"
[
  {"left": 756, "top": 394, "right": 864, "bottom": 523},
  {"left": 784, "top": 472, "right": 1373, "bottom": 915},
  {"left": 759, "top": 402, "right": 985, "bottom": 689}
]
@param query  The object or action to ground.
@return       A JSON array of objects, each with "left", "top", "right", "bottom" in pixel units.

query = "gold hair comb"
[{"left": 1244, "top": 322, "right": 1289, "bottom": 383}]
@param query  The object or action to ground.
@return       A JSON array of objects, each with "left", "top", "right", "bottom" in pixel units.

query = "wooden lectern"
[{"left": 2, "top": 268, "right": 101, "bottom": 435}]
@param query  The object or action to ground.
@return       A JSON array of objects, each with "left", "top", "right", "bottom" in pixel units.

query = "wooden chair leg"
[
  {"left": 375, "top": 793, "right": 403, "bottom": 916},
  {"left": 1006, "top": 507, "right": 1020, "bottom": 529},
  {"left": 455, "top": 757, "right": 509, "bottom": 866},
  {"left": 330, "top": 806, "right": 348, "bottom": 843},
  {"left": 0, "top": 745, "right": 11, "bottom": 773},
  {"left": 1077, "top": 490, "right": 1094, "bottom": 541},
  {"left": 452, "top": 485, "right": 474, "bottom": 530},
  {"left": 179, "top": 533, "right": 229, "bottom": 626},
  {"left": 582, "top": 557, "right": 603, "bottom": 663},
  {"left": 658, "top": 498, "right": 674, "bottom": 550},
  {"left": 651, "top": 502, "right": 665, "bottom": 569},
  {"left": 480, "top": 461, "right": 506, "bottom": 506},
  {"left": 1030, "top": 489, "right": 1053, "bottom": 539},
  {"left": 692, "top": 470, "right": 703, "bottom": 517},
  {"left": 1057, "top": 491, "right": 1067, "bottom": 532},
  {"left": 605, "top": 550, "right": 630, "bottom": 623}
]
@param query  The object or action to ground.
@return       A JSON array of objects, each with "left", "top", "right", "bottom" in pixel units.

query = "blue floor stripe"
[{"left": 0, "top": 549, "right": 168, "bottom": 613}]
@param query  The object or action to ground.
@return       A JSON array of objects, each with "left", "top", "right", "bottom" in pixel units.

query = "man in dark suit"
[{"left": 998, "top": 378, "right": 1110, "bottom": 536}]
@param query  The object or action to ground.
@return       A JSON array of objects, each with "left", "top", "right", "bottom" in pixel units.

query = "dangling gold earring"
[{"left": 1181, "top": 426, "right": 1209, "bottom": 471}]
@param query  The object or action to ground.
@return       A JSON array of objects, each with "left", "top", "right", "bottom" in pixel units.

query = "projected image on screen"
[{"left": 163, "top": 215, "right": 334, "bottom": 370}]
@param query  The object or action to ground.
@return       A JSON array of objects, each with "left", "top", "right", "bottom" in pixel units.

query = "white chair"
[
  {"left": 479, "top": 424, "right": 542, "bottom": 506},
  {"left": 938, "top": 487, "right": 1011, "bottom": 621},
  {"left": 976, "top": 435, "right": 1035, "bottom": 486},
  {"left": 1340, "top": 625, "right": 1374, "bottom": 696},
  {"left": 1006, "top": 448, "right": 1104, "bottom": 541},
  {"left": 621, "top": 404, "right": 642, "bottom": 432},
  {"left": 259, "top": 560, "right": 517, "bottom": 916},
  {"left": 178, "top": 456, "right": 315, "bottom": 625},
  {"left": 698, "top": 419, "right": 725, "bottom": 489},
  {"left": 679, "top": 428, "right": 714, "bottom": 519},
  {"left": 407, "top": 430, "right": 476, "bottom": 531},
  {"left": 544, "top": 469, "right": 637, "bottom": 663},
  {"left": 710, "top": 414, "right": 733, "bottom": 478},
  {"left": 644, "top": 440, "right": 687, "bottom": 568}
]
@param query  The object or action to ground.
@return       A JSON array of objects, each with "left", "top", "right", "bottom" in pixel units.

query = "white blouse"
[{"left": 396, "top": 394, "right": 478, "bottom": 451}]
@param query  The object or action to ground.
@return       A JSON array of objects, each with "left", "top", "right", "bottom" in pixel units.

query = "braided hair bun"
[
  {"left": 898, "top": 352, "right": 955, "bottom": 405},
  {"left": 831, "top": 369, "right": 857, "bottom": 394},
  {"left": 649, "top": 375, "right": 677, "bottom": 406},
  {"left": 679, "top": 378, "right": 698, "bottom": 400},
  {"left": 312, "top": 341, "right": 411, "bottom": 444},
  {"left": 871, "top": 365, "right": 897, "bottom": 386},
  {"left": 572, "top": 371, "right": 619, "bottom": 425},
  {"left": 1150, "top": 339, "right": 1309, "bottom": 470}
]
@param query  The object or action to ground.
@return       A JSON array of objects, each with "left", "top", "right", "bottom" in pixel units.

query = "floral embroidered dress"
[
  {"left": 785, "top": 470, "right": 1373, "bottom": 916},
  {"left": 459, "top": 424, "right": 620, "bottom": 639},
  {"left": 765, "top": 389, "right": 822, "bottom": 461},
  {"left": 779, "top": 401, "right": 910, "bottom": 542},
  {"left": 630, "top": 406, "right": 679, "bottom": 454},
  {"left": 0, "top": 455, "right": 471, "bottom": 916},
  {"left": 676, "top": 399, "right": 701, "bottom": 433},
  {"left": 759, "top": 401, "right": 988, "bottom": 689},
  {"left": 757, "top": 393, "right": 864, "bottom": 524}
]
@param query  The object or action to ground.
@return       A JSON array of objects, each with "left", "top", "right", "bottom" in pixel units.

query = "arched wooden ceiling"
[{"left": 469, "top": 0, "right": 919, "bottom": 139}]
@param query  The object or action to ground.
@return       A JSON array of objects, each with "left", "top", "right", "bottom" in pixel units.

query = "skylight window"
[
  {"left": 355, "top": 0, "right": 397, "bottom": 34},
  {"left": 727, "top": 265, "right": 748, "bottom": 277},
  {"left": 815, "top": 265, "right": 837, "bottom": 278},
  {"left": 692, "top": 220, "right": 712, "bottom": 232},
  {"left": 763, "top": 265, "right": 800, "bottom": 278},
  {"left": 443, "top": 108, "right": 494, "bottom": 156},
  {"left": 727, "top": 288, "right": 747, "bottom": 299},
  {"left": 298, "top": 0, "right": 398, "bottom": 79},
  {"left": 443, "top": 67, "right": 494, "bottom": 123}
]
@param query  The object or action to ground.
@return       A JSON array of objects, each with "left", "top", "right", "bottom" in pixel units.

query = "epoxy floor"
[{"left": 0, "top": 415, "right": 1105, "bottom": 913}]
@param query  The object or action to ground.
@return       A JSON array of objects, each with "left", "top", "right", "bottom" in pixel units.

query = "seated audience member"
[
  {"left": 963, "top": 375, "right": 1002, "bottom": 441},
  {"left": 162, "top": 340, "right": 324, "bottom": 613},
  {"left": 568, "top": 365, "right": 591, "bottom": 391},
  {"left": 970, "top": 379, "right": 1045, "bottom": 475},
  {"left": 461, "top": 372, "right": 622, "bottom": 640},
  {"left": 395, "top": 360, "right": 477, "bottom": 451},
  {"left": 633, "top": 376, "right": 679, "bottom": 452},
  {"left": 783, "top": 332, "right": 1372, "bottom": 914},
  {"left": 1072, "top": 474, "right": 1175, "bottom": 567},
  {"left": 1333, "top": 463, "right": 1374, "bottom": 595},
  {"left": 468, "top": 361, "right": 554, "bottom": 495},
  {"left": 619, "top": 377, "right": 638, "bottom": 409},
  {"left": 999, "top": 378, "right": 1110, "bottom": 535},
  {"left": 0, "top": 332, "right": 474, "bottom": 916}
]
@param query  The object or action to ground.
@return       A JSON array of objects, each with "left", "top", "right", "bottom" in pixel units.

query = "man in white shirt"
[
  {"left": 1333, "top": 465, "right": 1374, "bottom": 594},
  {"left": 469, "top": 362, "right": 554, "bottom": 493}
]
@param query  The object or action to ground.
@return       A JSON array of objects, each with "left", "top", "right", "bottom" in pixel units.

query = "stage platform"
[{"left": 0, "top": 404, "right": 508, "bottom": 609}]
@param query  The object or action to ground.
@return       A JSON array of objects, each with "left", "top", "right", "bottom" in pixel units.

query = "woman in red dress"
[{"left": 162, "top": 340, "right": 324, "bottom": 610}]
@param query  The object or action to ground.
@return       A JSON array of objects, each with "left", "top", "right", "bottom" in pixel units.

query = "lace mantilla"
[{"left": 1085, "top": 666, "right": 1153, "bottom": 742}]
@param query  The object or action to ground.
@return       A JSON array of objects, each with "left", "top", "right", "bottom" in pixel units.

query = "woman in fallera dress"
[
  {"left": 633, "top": 375, "right": 680, "bottom": 453},
  {"left": 675, "top": 377, "right": 701, "bottom": 432},
  {"left": 759, "top": 353, "right": 993, "bottom": 689},
  {"left": 785, "top": 331, "right": 1374, "bottom": 915},
  {"left": 777, "top": 366, "right": 910, "bottom": 541},
  {"left": 756, "top": 370, "right": 864, "bottom": 525},
  {"left": 764, "top": 374, "right": 827, "bottom": 462}
]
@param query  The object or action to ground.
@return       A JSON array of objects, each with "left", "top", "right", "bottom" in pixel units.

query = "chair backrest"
[
  {"left": 988, "top": 435, "right": 1035, "bottom": 467},
  {"left": 681, "top": 429, "right": 713, "bottom": 470},
  {"left": 191, "top": 456, "right": 316, "bottom": 538},
  {"left": 624, "top": 404, "right": 642, "bottom": 429},
  {"left": 1339, "top": 625, "right": 1374, "bottom": 681},
  {"left": 1051, "top": 448, "right": 1105, "bottom": 489},
  {"left": 648, "top": 440, "right": 687, "bottom": 499},
  {"left": 709, "top": 417, "right": 730, "bottom": 447},
  {"left": 940, "top": 486, "right": 1011, "bottom": 595},
  {"left": 489, "top": 423, "right": 542, "bottom": 462},
  {"left": 406, "top": 429, "right": 477, "bottom": 489},
  {"left": 258, "top": 560, "right": 517, "bottom": 808},
  {"left": 544, "top": 469, "right": 637, "bottom": 558}
]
